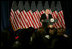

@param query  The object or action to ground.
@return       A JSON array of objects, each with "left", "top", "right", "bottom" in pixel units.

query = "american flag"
[
  {"left": 50, "top": 1, "right": 66, "bottom": 29},
  {"left": 10, "top": 1, "right": 66, "bottom": 31},
  {"left": 10, "top": 9, "right": 16, "bottom": 31},
  {"left": 31, "top": 1, "right": 40, "bottom": 28},
  {"left": 20, "top": 10, "right": 29, "bottom": 28},
  {"left": 58, "top": 10, "right": 66, "bottom": 29},
  {"left": 56, "top": 1, "right": 66, "bottom": 29},
  {"left": 52, "top": 11, "right": 61, "bottom": 28},
  {"left": 10, "top": 1, "right": 19, "bottom": 31}
]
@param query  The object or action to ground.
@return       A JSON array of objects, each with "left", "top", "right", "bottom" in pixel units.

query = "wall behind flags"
[{"left": 1, "top": 0, "right": 71, "bottom": 34}]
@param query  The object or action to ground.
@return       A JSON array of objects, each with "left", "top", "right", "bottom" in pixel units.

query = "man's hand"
[{"left": 41, "top": 20, "right": 44, "bottom": 22}]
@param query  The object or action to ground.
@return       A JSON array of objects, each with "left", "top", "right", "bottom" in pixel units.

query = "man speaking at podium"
[{"left": 40, "top": 9, "right": 58, "bottom": 29}]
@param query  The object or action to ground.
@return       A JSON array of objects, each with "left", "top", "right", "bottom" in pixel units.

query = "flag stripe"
[
  {"left": 16, "top": 10, "right": 24, "bottom": 29},
  {"left": 58, "top": 13, "right": 65, "bottom": 28},
  {"left": 53, "top": 11, "right": 60, "bottom": 28},
  {"left": 60, "top": 11, "right": 65, "bottom": 24},
  {"left": 57, "top": 12, "right": 64, "bottom": 28},
  {"left": 29, "top": 11, "right": 38, "bottom": 28},
  {"left": 10, "top": 10, "right": 15, "bottom": 30},
  {"left": 33, "top": 11, "right": 40, "bottom": 28},
  {"left": 10, "top": 9, "right": 17, "bottom": 30},
  {"left": 23, "top": 10, "right": 30, "bottom": 27},
  {"left": 52, "top": 12, "right": 57, "bottom": 28},
  {"left": 36, "top": 10, "right": 41, "bottom": 27},
  {"left": 16, "top": 10, "right": 25, "bottom": 29},
  {"left": 23, "top": 10, "right": 31, "bottom": 27},
  {"left": 21, "top": 11, "right": 29, "bottom": 28},
  {"left": 59, "top": 11, "right": 65, "bottom": 28},
  {"left": 20, "top": 11, "right": 27, "bottom": 28},
  {"left": 13, "top": 12, "right": 18, "bottom": 31},
  {"left": 10, "top": 16, "right": 16, "bottom": 31},
  {"left": 55, "top": 11, "right": 63, "bottom": 28},
  {"left": 31, "top": 11, "right": 39, "bottom": 28},
  {"left": 15, "top": 10, "right": 23, "bottom": 30},
  {"left": 26, "top": 11, "right": 34, "bottom": 27},
  {"left": 52, "top": 11, "right": 59, "bottom": 28},
  {"left": 28, "top": 10, "right": 36, "bottom": 28},
  {"left": 14, "top": 12, "right": 20, "bottom": 30},
  {"left": 11, "top": 9, "right": 18, "bottom": 31}
]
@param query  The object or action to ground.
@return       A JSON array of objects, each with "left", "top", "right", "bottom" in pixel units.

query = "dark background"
[
  {"left": 1, "top": 0, "right": 71, "bottom": 34},
  {"left": 0, "top": 0, "right": 72, "bottom": 48}
]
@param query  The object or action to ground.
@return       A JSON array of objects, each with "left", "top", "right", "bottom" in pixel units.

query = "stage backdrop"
[{"left": 1, "top": 1, "right": 71, "bottom": 34}]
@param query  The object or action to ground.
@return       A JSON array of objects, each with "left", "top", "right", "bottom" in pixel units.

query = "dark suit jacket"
[
  {"left": 40, "top": 14, "right": 58, "bottom": 27},
  {"left": 40, "top": 13, "right": 48, "bottom": 28}
]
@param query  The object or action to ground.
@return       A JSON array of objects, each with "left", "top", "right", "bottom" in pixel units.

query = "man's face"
[{"left": 45, "top": 9, "right": 50, "bottom": 14}]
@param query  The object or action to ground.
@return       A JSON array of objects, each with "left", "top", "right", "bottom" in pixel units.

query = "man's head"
[{"left": 45, "top": 9, "right": 50, "bottom": 14}]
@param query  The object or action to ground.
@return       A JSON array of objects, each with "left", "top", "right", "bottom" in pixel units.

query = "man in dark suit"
[
  {"left": 40, "top": 9, "right": 50, "bottom": 28},
  {"left": 40, "top": 9, "right": 58, "bottom": 48},
  {"left": 40, "top": 9, "right": 53, "bottom": 34},
  {"left": 40, "top": 9, "right": 58, "bottom": 33}
]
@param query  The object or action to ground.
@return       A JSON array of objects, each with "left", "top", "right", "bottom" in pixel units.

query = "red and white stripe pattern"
[
  {"left": 10, "top": 9, "right": 17, "bottom": 31},
  {"left": 27, "top": 10, "right": 36, "bottom": 28},
  {"left": 10, "top": 9, "right": 66, "bottom": 31},
  {"left": 36, "top": 10, "right": 42, "bottom": 27},
  {"left": 20, "top": 10, "right": 29, "bottom": 28},
  {"left": 51, "top": 10, "right": 66, "bottom": 29},
  {"left": 52, "top": 11, "right": 61, "bottom": 28},
  {"left": 22, "top": 10, "right": 31, "bottom": 28},
  {"left": 14, "top": 10, "right": 23, "bottom": 29},
  {"left": 28, "top": 10, "right": 39, "bottom": 28},
  {"left": 58, "top": 10, "right": 66, "bottom": 29},
  {"left": 10, "top": 9, "right": 22, "bottom": 31},
  {"left": 13, "top": 10, "right": 19, "bottom": 31},
  {"left": 32, "top": 11, "right": 40, "bottom": 28}
]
